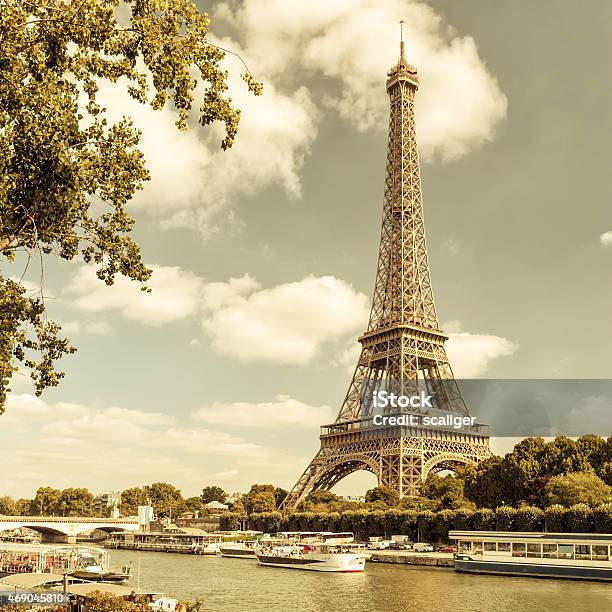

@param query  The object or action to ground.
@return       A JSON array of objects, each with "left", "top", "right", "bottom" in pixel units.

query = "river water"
[{"left": 108, "top": 549, "right": 612, "bottom": 612}]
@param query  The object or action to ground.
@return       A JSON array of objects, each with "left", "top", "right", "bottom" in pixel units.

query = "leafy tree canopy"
[
  {"left": 184, "top": 496, "right": 204, "bottom": 513},
  {"left": 461, "top": 436, "right": 612, "bottom": 508},
  {"left": 0, "top": 495, "right": 17, "bottom": 515},
  {"left": 145, "top": 482, "right": 184, "bottom": 518},
  {"left": 0, "top": 0, "right": 261, "bottom": 413},
  {"left": 544, "top": 472, "right": 612, "bottom": 508},
  {"left": 201, "top": 485, "right": 227, "bottom": 504},
  {"left": 120, "top": 486, "right": 148, "bottom": 517},
  {"left": 79, "top": 591, "right": 149, "bottom": 612},
  {"left": 56, "top": 487, "right": 94, "bottom": 516},
  {"left": 365, "top": 486, "right": 399, "bottom": 507},
  {"left": 243, "top": 484, "right": 276, "bottom": 514},
  {"left": 421, "top": 474, "right": 473, "bottom": 510},
  {"left": 31, "top": 486, "right": 62, "bottom": 515}
]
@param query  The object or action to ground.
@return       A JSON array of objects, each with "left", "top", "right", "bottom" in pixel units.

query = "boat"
[
  {"left": 0, "top": 543, "right": 109, "bottom": 578},
  {"left": 255, "top": 542, "right": 366, "bottom": 572},
  {"left": 273, "top": 531, "right": 355, "bottom": 544},
  {"left": 106, "top": 529, "right": 223, "bottom": 555},
  {"left": 449, "top": 530, "right": 612, "bottom": 582},
  {"left": 219, "top": 541, "right": 257, "bottom": 559},
  {"left": 66, "top": 548, "right": 132, "bottom": 582}
]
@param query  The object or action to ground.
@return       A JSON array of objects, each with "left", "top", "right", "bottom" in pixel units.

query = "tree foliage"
[
  {"left": 461, "top": 436, "right": 612, "bottom": 508},
  {"left": 201, "top": 486, "right": 227, "bottom": 504},
  {"left": 0, "top": 0, "right": 261, "bottom": 412},
  {"left": 544, "top": 472, "right": 612, "bottom": 507},
  {"left": 184, "top": 496, "right": 203, "bottom": 513},
  {"left": 0, "top": 495, "right": 17, "bottom": 515},
  {"left": 79, "top": 591, "right": 149, "bottom": 612},
  {"left": 421, "top": 474, "right": 473, "bottom": 510},
  {"left": 31, "top": 486, "right": 62, "bottom": 515},
  {"left": 56, "top": 487, "right": 94, "bottom": 516},
  {"left": 145, "top": 482, "right": 184, "bottom": 518},
  {"left": 365, "top": 486, "right": 399, "bottom": 507},
  {"left": 242, "top": 484, "right": 277, "bottom": 514},
  {"left": 120, "top": 486, "right": 148, "bottom": 516}
]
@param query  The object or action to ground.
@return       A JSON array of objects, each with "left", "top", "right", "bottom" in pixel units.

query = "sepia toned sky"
[{"left": 2, "top": 0, "right": 611, "bottom": 499}]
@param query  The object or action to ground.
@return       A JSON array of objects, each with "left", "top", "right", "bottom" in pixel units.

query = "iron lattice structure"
[{"left": 281, "top": 42, "right": 492, "bottom": 511}]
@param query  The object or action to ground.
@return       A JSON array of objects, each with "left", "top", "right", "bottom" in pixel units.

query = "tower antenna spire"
[{"left": 399, "top": 19, "right": 406, "bottom": 61}]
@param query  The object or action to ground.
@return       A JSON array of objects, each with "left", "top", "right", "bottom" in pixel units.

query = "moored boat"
[
  {"left": 449, "top": 530, "right": 612, "bottom": 582},
  {"left": 256, "top": 542, "right": 366, "bottom": 572},
  {"left": 106, "top": 530, "right": 223, "bottom": 555},
  {"left": 0, "top": 543, "right": 109, "bottom": 577},
  {"left": 219, "top": 541, "right": 257, "bottom": 559}
]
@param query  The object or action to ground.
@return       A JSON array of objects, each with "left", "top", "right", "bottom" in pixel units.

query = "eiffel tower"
[{"left": 281, "top": 31, "right": 492, "bottom": 511}]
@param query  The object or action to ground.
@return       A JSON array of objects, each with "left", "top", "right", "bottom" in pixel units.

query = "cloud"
[
  {"left": 194, "top": 394, "right": 334, "bottom": 428},
  {"left": 62, "top": 266, "right": 368, "bottom": 366},
  {"left": 332, "top": 341, "right": 362, "bottom": 374},
  {"left": 600, "top": 231, "right": 612, "bottom": 246},
  {"left": 91, "top": 1, "right": 506, "bottom": 234},
  {"left": 96, "top": 54, "right": 319, "bottom": 234},
  {"left": 2, "top": 393, "right": 296, "bottom": 496},
  {"left": 64, "top": 265, "right": 205, "bottom": 326},
  {"left": 200, "top": 274, "right": 370, "bottom": 363},
  {"left": 61, "top": 320, "right": 113, "bottom": 336},
  {"left": 216, "top": 0, "right": 507, "bottom": 161},
  {"left": 445, "top": 330, "right": 517, "bottom": 378}
]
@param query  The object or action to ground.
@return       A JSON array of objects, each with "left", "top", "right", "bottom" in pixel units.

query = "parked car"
[
  {"left": 413, "top": 543, "right": 434, "bottom": 552},
  {"left": 367, "top": 539, "right": 391, "bottom": 550},
  {"left": 387, "top": 541, "right": 412, "bottom": 551},
  {"left": 437, "top": 545, "right": 457, "bottom": 553}
]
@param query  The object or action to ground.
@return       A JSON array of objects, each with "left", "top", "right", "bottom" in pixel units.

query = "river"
[{"left": 108, "top": 549, "right": 612, "bottom": 612}]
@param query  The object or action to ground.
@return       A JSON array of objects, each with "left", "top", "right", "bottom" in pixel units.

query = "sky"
[{"left": 2, "top": 0, "right": 611, "bottom": 500}]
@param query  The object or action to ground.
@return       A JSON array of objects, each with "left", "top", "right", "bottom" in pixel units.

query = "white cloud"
[
  {"left": 2, "top": 393, "right": 297, "bottom": 496},
  {"left": 3, "top": 394, "right": 90, "bottom": 426},
  {"left": 96, "top": 55, "right": 319, "bottom": 234},
  {"left": 332, "top": 341, "right": 362, "bottom": 374},
  {"left": 194, "top": 394, "right": 334, "bottom": 428},
  {"left": 91, "top": 1, "right": 506, "bottom": 234},
  {"left": 64, "top": 265, "right": 205, "bottom": 326},
  {"left": 200, "top": 274, "right": 370, "bottom": 363},
  {"left": 62, "top": 265, "right": 371, "bottom": 366},
  {"left": 10, "top": 277, "right": 54, "bottom": 298},
  {"left": 600, "top": 231, "right": 612, "bottom": 246},
  {"left": 61, "top": 320, "right": 113, "bottom": 336},
  {"left": 216, "top": 0, "right": 507, "bottom": 161},
  {"left": 446, "top": 331, "right": 517, "bottom": 378}
]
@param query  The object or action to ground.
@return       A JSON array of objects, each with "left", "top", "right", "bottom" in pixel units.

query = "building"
[
  {"left": 342, "top": 495, "right": 366, "bottom": 504},
  {"left": 204, "top": 500, "right": 229, "bottom": 512},
  {"left": 93, "top": 491, "right": 121, "bottom": 517}
]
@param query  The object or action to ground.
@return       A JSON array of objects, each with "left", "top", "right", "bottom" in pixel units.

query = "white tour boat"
[
  {"left": 449, "top": 530, "right": 612, "bottom": 582},
  {"left": 256, "top": 542, "right": 366, "bottom": 572}
]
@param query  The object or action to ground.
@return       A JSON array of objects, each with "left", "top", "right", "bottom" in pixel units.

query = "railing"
[
  {"left": 320, "top": 415, "right": 490, "bottom": 438},
  {"left": 0, "top": 516, "right": 137, "bottom": 523}
]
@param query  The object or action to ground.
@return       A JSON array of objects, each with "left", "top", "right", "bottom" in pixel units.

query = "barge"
[
  {"left": 449, "top": 530, "right": 612, "bottom": 582},
  {"left": 105, "top": 529, "right": 223, "bottom": 555}
]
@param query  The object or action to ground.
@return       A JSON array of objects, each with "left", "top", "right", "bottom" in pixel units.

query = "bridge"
[{"left": 0, "top": 516, "right": 140, "bottom": 543}]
